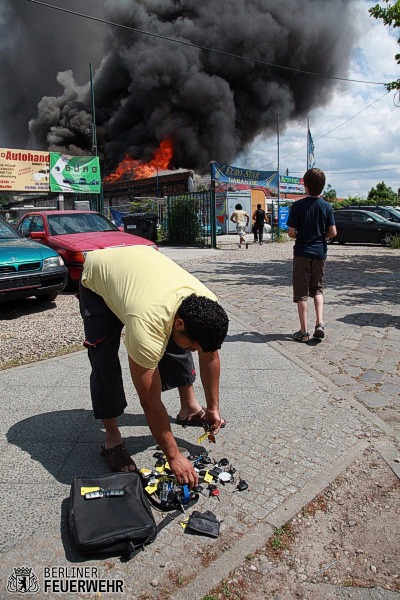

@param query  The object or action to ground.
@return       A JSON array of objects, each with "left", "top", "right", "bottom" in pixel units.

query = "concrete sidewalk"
[
  {"left": 1, "top": 242, "right": 399, "bottom": 599},
  {"left": 0, "top": 319, "right": 396, "bottom": 599}
]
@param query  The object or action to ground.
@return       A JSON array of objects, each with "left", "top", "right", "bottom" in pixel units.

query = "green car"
[{"left": 0, "top": 216, "right": 68, "bottom": 303}]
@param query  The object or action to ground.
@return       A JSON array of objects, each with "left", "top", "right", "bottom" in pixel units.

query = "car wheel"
[
  {"left": 64, "top": 275, "right": 78, "bottom": 291},
  {"left": 380, "top": 232, "right": 394, "bottom": 246},
  {"left": 36, "top": 292, "right": 58, "bottom": 302}
]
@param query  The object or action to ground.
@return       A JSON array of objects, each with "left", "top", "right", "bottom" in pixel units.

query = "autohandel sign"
[
  {"left": 0, "top": 148, "right": 50, "bottom": 192},
  {"left": 50, "top": 153, "right": 101, "bottom": 194},
  {"left": 280, "top": 175, "right": 305, "bottom": 194},
  {"left": 211, "top": 161, "right": 278, "bottom": 188}
]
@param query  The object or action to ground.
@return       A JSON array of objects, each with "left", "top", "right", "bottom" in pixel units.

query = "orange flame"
[{"left": 103, "top": 139, "right": 174, "bottom": 183}]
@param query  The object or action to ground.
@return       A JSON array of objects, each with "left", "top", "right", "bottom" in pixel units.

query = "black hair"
[
  {"left": 235, "top": 203, "right": 242, "bottom": 210},
  {"left": 303, "top": 168, "right": 326, "bottom": 196},
  {"left": 257, "top": 203, "right": 262, "bottom": 208},
  {"left": 176, "top": 294, "right": 229, "bottom": 352}
]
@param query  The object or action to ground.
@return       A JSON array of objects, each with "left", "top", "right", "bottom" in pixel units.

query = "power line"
[
  {"left": 258, "top": 90, "right": 391, "bottom": 169},
  {"left": 290, "top": 167, "right": 399, "bottom": 175},
  {"left": 23, "top": 0, "right": 388, "bottom": 86}
]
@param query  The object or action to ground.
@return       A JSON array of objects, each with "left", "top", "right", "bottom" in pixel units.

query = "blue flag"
[{"left": 307, "top": 128, "right": 315, "bottom": 170}]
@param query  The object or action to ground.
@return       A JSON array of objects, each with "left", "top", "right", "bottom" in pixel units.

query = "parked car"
[
  {"left": 348, "top": 205, "right": 400, "bottom": 223},
  {"left": 331, "top": 209, "right": 400, "bottom": 246},
  {"left": 200, "top": 223, "right": 223, "bottom": 236},
  {"left": 16, "top": 210, "right": 158, "bottom": 288},
  {"left": 0, "top": 215, "right": 67, "bottom": 303}
]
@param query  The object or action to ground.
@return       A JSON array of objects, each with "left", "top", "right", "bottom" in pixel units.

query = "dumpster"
[{"left": 122, "top": 212, "right": 158, "bottom": 243}]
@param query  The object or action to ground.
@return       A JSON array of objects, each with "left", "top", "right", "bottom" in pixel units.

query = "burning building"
[{"left": 102, "top": 138, "right": 197, "bottom": 205}]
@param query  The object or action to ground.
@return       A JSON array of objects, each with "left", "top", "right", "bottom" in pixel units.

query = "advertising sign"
[
  {"left": 215, "top": 192, "right": 227, "bottom": 233},
  {"left": 278, "top": 206, "right": 290, "bottom": 231},
  {"left": 50, "top": 153, "right": 101, "bottom": 194},
  {"left": 0, "top": 148, "right": 50, "bottom": 192},
  {"left": 279, "top": 175, "right": 305, "bottom": 195},
  {"left": 212, "top": 161, "right": 278, "bottom": 189}
]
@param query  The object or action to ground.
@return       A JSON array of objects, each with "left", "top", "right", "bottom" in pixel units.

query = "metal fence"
[{"left": 163, "top": 191, "right": 211, "bottom": 246}]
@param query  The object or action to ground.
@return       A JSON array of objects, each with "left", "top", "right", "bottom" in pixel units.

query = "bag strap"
[
  {"left": 121, "top": 502, "right": 195, "bottom": 562},
  {"left": 156, "top": 509, "right": 183, "bottom": 534},
  {"left": 155, "top": 494, "right": 198, "bottom": 532},
  {"left": 121, "top": 511, "right": 181, "bottom": 562}
]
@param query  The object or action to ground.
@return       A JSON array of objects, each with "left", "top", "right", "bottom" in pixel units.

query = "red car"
[{"left": 16, "top": 210, "right": 158, "bottom": 288}]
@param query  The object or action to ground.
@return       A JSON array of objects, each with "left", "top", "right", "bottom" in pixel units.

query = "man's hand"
[
  {"left": 169, "top": 454, "right": 198, "bottom": 488},
  {"left": 203, "top": 407, "right": 223, "bottom": 435},
  {"left": 198, "top": 350, "right": 223, "bottom": 434}
]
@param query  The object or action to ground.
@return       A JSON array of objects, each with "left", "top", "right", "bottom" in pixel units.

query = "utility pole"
[
  {"left": 89, "top": 63, "right": 103, "bottom": 213},
  {"left": 276, "top": 113, "right": 281, "bottom": 239}
]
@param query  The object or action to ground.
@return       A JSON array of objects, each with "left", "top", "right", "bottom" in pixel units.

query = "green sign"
[{"left": 50, "top": 153, "right": 101, "bottom": 194}]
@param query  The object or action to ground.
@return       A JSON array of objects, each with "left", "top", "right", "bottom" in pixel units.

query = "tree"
[
  {"left": 337, "top": 195, "right": 366, "bottom": 209},
  {"left": 322, "top": 184, "right": 337, "bottom": 202},
  {"left": 369, "top": 1, "right": 400, "bottom": 91},
  {"left": 367, "top": 181, "right": 398, "bottom": 204},
  {"left": 0, "top": 193, "right": 11, "bottom": 209}
]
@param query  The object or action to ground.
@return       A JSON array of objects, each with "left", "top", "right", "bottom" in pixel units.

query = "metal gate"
[{"left": 163, "top": 191, "right": 212, "bottom": 247}]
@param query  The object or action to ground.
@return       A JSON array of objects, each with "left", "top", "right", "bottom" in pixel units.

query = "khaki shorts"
[
  {"left": 292, "top": 256, "right": 326, "bottom": 302},
  {"left": 236, "top": 224, "right": 246, "bottom": 235}
]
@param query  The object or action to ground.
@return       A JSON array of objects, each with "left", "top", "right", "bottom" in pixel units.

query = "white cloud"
[{"left": 241, "top": 0, "right": 400, "bottom": 199}]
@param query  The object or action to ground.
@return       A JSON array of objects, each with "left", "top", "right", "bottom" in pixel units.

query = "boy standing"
[{"left": 287, "top": 168, "right": 337, "bottom": 342}]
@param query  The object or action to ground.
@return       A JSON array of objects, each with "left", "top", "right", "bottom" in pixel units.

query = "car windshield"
[
  {"left": 47, "top": 213, "right": 118, "bottom": 236},
  {"left": 0, "top": 218, "right": 21, "bottom": 239},
  {"left": 366, "top": 212, "right": 389, "bottom": 223}
]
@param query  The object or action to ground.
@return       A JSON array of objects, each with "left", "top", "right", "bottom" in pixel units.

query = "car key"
[
  {"left": 85, "top": 490, "right": 104, "bottom": 500},
  {"left": 233, "top": 479, "right": 249, "bottom": 492},
  {"left": 211, "top": 488, "right": 221, "bottom": 502},
  {"left": 104, "top": 489, "right": 125, "bottom": 498}
]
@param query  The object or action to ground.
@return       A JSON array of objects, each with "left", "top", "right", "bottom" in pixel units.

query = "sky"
[
  {"left": 240, "top": 1, "right": 400, "bottom": 199},
  {"left": 1, "top": 0, "right": 398, "bottom": 200}
]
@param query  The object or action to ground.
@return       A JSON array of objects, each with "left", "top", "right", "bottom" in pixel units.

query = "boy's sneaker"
[
  {"left": 292, "top": 330, "right": 310, "bottom": 343},
  {"left": 313, "top": 324, "right": 325, "bottom": 339}
]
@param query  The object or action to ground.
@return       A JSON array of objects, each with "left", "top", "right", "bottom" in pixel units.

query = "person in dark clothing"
[
  {"left": 252, "top": 203, "right": 268, "bottom": 244},
  {"left": 287, "top": 168, "right": 337, "bottom": 343}
]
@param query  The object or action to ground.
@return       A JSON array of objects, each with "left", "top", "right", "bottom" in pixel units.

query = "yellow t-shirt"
[{"left": 81, "top": 246, "right": 217, "bottom": 369}]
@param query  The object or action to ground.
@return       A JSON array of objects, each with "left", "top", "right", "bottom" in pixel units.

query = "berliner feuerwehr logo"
[{"left": 7, "top": 566, "right": 39, "bottom": 594}]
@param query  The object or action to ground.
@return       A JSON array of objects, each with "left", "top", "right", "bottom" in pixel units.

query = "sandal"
[
  {"left": 176, "top": 407, "right": 227, "bottom": 429},
  {"left": 100, "top": 443, "right": 137, "bottom": 472}
]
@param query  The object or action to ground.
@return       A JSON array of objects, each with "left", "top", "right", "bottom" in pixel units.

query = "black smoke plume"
[{"left": 3, "top": 0, "right": 358, "bottom": 174}]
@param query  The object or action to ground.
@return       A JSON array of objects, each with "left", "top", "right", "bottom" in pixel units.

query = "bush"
[{"left": 389, "top": 234, "right": 400, "bottom": 249}]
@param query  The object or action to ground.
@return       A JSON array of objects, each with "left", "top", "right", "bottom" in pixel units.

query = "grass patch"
[
  {"left": 389, "top": 234, "right": 400, "bottom": 249},
  {"left": 268, "top": 524, "right": 295, "bottom": 555},
  {"left": 0, "top": 344, "right": 83, "bottom": 371},
  {"left": 202, "top": 576, "right": 249, "bottom": 600}
]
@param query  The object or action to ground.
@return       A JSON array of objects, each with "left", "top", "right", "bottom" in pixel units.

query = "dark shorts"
[
  {"left": 79, "top": 283, "right": 196, "bottom": 419},
  {"left": 292, "top": 256, "right": 326, "bottom": 303}
]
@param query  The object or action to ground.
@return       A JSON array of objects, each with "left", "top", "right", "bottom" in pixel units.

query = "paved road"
[
  {"left": 0, "top": 239, "right": 399, "bottom": 599},
  {"left": 188, "top": 238, "right": 400, "bottom": 436}
]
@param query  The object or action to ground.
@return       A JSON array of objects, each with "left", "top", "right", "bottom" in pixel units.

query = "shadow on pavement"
[
  {"left": 0, "top": 298, "right": 58, "bottom": 320},
  {"left": 6, "top": 410, "right": 207, "bottom": 485},
  {"left": 337, "top": 313, "right": 400, "bottom": 329},
  {"left": 224, "top": 331, "right": 290, "bottom": 343}
]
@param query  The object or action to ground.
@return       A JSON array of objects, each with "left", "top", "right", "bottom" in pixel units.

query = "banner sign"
[
  {"left": 212, "top": 162, "right": 278, "bottom": 188},
  {"left": 278, "top": 205, "right": 290, "bottom": 231},
  {"left": 50, "top": 153, "right": 101, "bottom": 193},
  {"left": 0, "top": 148, "right": 50, "bottom": 192},
  {"left": 279, "top": 176, "right": 305, "bottom": 195}
]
